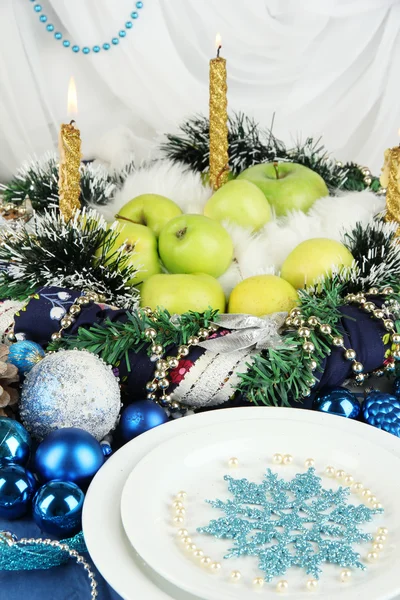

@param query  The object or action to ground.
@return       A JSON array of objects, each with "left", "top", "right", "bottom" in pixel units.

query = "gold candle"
[
  {"left": 380, "top": 138, "right": 400, "bottom": 232},
  {"left": 209, "top": 34, "right": 229, "bottom": 190},
  {"left": 59, "top": 77, "right": 82, "bottom": 221}
]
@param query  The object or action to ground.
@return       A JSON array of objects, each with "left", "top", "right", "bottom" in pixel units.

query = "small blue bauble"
[
  {"left": 393, "top": 378, "right": 400, "bottom": 397},
  {"left": 34, "top": 427, "right": 104, "bottom": 488},
  {"left": 0, "top": 464, "right": 36, "bottom": 519},
  {"left": 7, "top": 340, "right": 45, "bottom": 376},
  {"left": 33, "top": 481, "right": 84, "bottom": 536},
  {"left": 0, "top": 418, "right": 31, "bottom": 465},
  {"left": 119, "top": 400, "right": 168, "bottom": 443},
  {"left": 362, "top": 392, "right": 400, "bottom": 437},
  {"left": 312, "top": 387, "right": 360, "bottom": 419}
]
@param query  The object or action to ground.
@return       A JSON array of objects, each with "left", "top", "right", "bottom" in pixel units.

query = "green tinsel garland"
[
  {"left": 161, "top": 113, "right": 382, "bottom": 193},
  {"left": 0, "top": 153, "right": 135, "bottom": 212},
  {"left": 0, "top": 209, "right": 140, "bottom": 309}
]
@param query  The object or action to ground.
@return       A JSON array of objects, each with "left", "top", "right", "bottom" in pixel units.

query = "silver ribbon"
[{"left": 198, "top": 312, "right": 288, "bottom": 353}]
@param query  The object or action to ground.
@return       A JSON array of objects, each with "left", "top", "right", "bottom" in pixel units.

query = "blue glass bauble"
[
  {"left": 118, "top": 400, "right": 168, "bottom": 443},
  {"left": 0, "top": 418, "right": 31, "bottom": 465},
  {"left": 20, "top": 349, "right": 121, "bottom": 441},
  {"left": 7, "top": 340, "right": 45, "bottom": 376},
  {"left": 312, "top": 387, "right": 360, "bottom": 419},
  {"left": 34, "top": 427, "right": 104, "bottom": 488},
  {"left": 0, "top": 464, "right": 36, "bottom": 519},
  {"left": 362, "top": 392, "right": 400, "bottom": 437},
  {"left": 393, "top": 378, "right": 400, "bottom": 397},
  {"left": 33, "top": 481, "right": 84, "bottom": 536}
]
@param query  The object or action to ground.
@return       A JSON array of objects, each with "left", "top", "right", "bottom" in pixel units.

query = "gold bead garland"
[
  {"left": 285, "top": 286, "right": 398, "bottom": 396},
  {"left": 50, "top": 290, "right": 105, "bottom": 342}
]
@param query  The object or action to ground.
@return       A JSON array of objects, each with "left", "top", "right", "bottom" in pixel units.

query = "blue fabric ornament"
[
  {"left": 312, "top": 386, "right": 360, "bottom": 419},
  {"left": 118, "top": 400, "right": 168, "bottom": 443},
  {"left": 33, "top": 481, "right": 84, "bottom": 536},
  {"left": 0, "top": 464, "right": 36, "bottom": 519},
  {"left": 362, "top": 392, "right": 400, "bottom": 437},
  {"left": 0, "top": 418, "right": 31, "bottom": 465},
  {"left": 34, "top": 427, "right": 104, "bottom": 488},
  {"left": 7, "top": 340, "right": 45, "bottom": 375}
]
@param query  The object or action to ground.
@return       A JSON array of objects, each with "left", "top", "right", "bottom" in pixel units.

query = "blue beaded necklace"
[{"left": 29, "top": 0, "right": 144, "bottom": 54}]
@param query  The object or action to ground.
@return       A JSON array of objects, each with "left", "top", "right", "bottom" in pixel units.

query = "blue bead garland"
[{"left": 29, "top": 0, "right": 143, "bottom": 54}]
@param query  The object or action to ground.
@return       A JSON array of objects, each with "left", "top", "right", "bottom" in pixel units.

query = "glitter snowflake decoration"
[{"left": 198, "top": 468, "right": 383, "bottom": 581}]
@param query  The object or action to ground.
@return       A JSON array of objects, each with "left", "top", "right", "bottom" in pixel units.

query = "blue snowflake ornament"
[{"left": 198, "top": 468, "right": 383, "bottom": 581}]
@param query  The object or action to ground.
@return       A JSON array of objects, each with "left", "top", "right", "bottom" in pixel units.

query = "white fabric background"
[{"left": 1, "top": 0, "right": 400, "bottom": 180}]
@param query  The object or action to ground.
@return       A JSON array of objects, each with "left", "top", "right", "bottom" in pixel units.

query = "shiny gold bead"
[
  {"left": 290, "top": 308, "right": 301, "bottom": 316},
  {"left": 344, "top": 349, "right": 356, "bottom": 360},
  {"left": 346, "top": 294, "right": 356, "bottom": 302},
  {"left": 77, "top": 296, "right": 90, "bottom": 306},
  {"left": 392, "top": 333, "right": 400, "bottom": 344},
  {"left": 208, "top": 323, "right": 218, "bottom": 332},
  {"left": 332, "top": 336, "right": 344, "bottom": 346},
  {"left": 363, "top": 302, "right": 376, "bottom": 312},
  {"left": 6, "top": 333, "right": 16, "bottom": 342},
  {"left": 146, "top": 393, "right": 156, "bottom": 401},
  {"left": 384, "top": 320, "right": 395, "bottom": 331},
  {"left": 373, "top": 309, "right": 384, "bottom": 319},
  {"left": 4, "top": 203, "right": 14, "bottom": 212},
  {"left": 69, "top": 304, "right": 81, "bottom": 316},
  {"left": 307, "top": 316, "right": 319, "bottom": 327},
  {"left": 352, "top": 361, "right": 364, "bottom": 373},
  {"left": 293, "top": 317, "right": 304, "bottom": 327},
  {"left": 51, "top": 331, "right": 62, "bottom": 342},
  {"left": 141, "top": 306, "right": 153, "bottom": 315},
  {"left": 17, "top": 206, "right": 27, "bottom": 217},
  {"left": 151, "top": 343, "right": 163, "bottom": 355},
  {"left": 156, "top": 359, "right": 168, "bottom": 371},
  {"left": 144, "top": 328, "right": 157, "bottom": 340},
  {"left": 309, "top": 360, "right": 318, "bottom": 371},
  {"left": 170, "top": 401, "right": 181, "bottom": 410},
  {"left": 302, "top": 341, "right": 315, "bottom": 353},
  {"left": 146, "top": 381, "right": 157, "bottom": 392},
  {"left": 60, "top": 317, "right": 73, "bottom": 329},
  {"left": 154, "top": 369, "right": 167, "bottom": 380},
  {"left": 355, "top": 373, "right": 366, "bottom": 384},
  {"left": 167, "top": 356, "right": 179, "bottom": 369},
  {"left": 383, "top": 286, "right": 394, "bottom": 295},
  {"left": 368, "top": 287, "right": 379, "bottom": 295},
  {"left": 298, "top": 327, "right": 311, "bottom": 338},
  {"left": 392, "top": 349, "right": 400, "bottom": 360},
  {"left": 198, "top": 328, "right": 209, "bottom": 339},
  {"left": 319, "top": 324, "right": 331, "bottom": 335},
  {"left": 158, "top": 378, "right": 170, "bottom": 390},
  {"left": 364, "top": 177, "right": 372, "bottom": 186},
  {"left": 285, "top": 317, "right": 293, "bottom": 327},
  {"left": 187, "top": 336, "right": 199, "bottom": 345},
  {"left": 177, "top": 345, "right": 189, "bottom": 357}
]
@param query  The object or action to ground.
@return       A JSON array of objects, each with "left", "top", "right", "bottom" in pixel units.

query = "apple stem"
[
  {"left": 114, "top": 214, "right": 137, "bottom": 225},
  {"left": 273, "top": 162, "right": 280, "bottom": 179}
]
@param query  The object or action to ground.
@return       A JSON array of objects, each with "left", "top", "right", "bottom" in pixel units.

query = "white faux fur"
[
  {"left": 99, "top": 160, "right": 212, "bottom": 222},
  {"left": 97, "top": 159, "right": 386, "bottom": 297}
]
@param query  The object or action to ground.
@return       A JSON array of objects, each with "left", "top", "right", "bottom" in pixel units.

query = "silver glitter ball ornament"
[{"left": 20, "top": 350, "right": 121, "bottom": 441}]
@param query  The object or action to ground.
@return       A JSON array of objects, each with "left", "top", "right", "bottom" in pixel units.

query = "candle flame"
[
  {"left": 67, "top": 76, "right": 78, "bottom": 119},
  {"left": 215, "top": 33, "right": 222, "bottom": 49}
]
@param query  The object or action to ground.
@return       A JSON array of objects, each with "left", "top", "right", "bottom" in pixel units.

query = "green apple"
[
  {"left": 281, "top": 238, "right": 354, "bottom": 289},
  {"left": 228, "top": 275, "right": 298, "bottom": 316},
  {"left": 237, "top": 162, "right": 328, "bottom": 216},
  {"left": 159, "top": 214, "right": 233, "bottom": 278},
  {"left": 106, "top": 221, "right": 161, "bottom": 285},
  {"left": 204, "top": 180, "right": 272, "bottom": 231},
  {"left": 116, "top": 193, "right": 182, "bottom": 237},
  {"left": 140, "top": 273, "right": 226, "bottom": 314}
]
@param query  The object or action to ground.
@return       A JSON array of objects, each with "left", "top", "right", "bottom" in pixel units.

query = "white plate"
[
  {"left": 83, "top": 408, "right": 400, "bottom": 600},
  {"left": 120, "top": 416, "right": 400, "bottom": 600}
]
